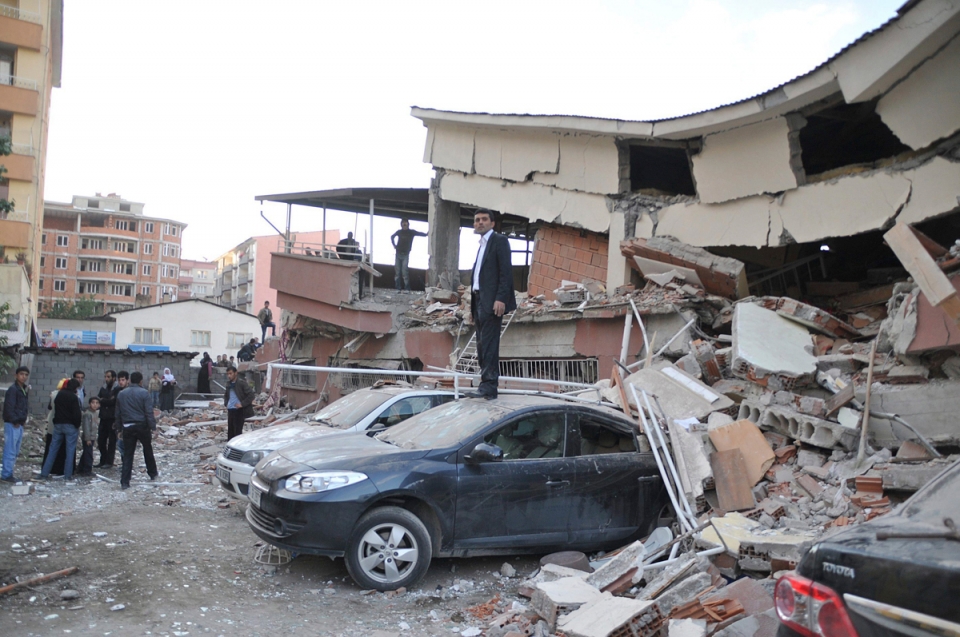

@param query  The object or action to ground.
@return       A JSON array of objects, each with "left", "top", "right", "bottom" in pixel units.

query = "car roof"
[
  {"left": 462, "top": 394, "right": 633, "bottom": 422},
  {"left": 356, "top": 385, "right": 454, "bottom": 397}
]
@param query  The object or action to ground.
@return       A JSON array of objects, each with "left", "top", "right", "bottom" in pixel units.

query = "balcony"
[
  {"left": 0, "top": 76, "right": 38, "bottom": 115},
  {"left": 0, "top": 12, "right": 42, "bottom": 51},
  {"left": 0, "top": 262, "right": 31, "bottom": 344},
  {"left": 2, "top": 148, "right": 33, "bottom": 181},
  {"left": 270, "top": 252, "right": 393, "bottom": 333},
  {"left": 238, "top": 273, "right": 248, "bottom": 285},
  {"left": 0, "top": 216, "right": 29, "bottom": 248}
]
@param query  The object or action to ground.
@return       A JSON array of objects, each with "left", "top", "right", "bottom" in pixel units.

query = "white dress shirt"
[{"left": 472, "top": 229, "right": 493, "bottom": 290}]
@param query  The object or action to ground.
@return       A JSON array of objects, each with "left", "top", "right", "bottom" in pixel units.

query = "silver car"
[{"left": 216, "top": 385, "right": 455, "bottom": 502}]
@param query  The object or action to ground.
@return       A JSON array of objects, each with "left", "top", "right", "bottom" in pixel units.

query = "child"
[
  {"left": 77, "top": 396, "right": 100, "bottom": 476},
  {"left": 148, "top": 372, "right": 161, "bottom": 409}
]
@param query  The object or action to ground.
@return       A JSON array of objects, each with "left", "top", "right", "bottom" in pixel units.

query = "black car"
[
  {"left": 775, "top": 459, "right": 960, "bottom": 637},
  {"left": 245, "top": 395, "right": 668, "bottom": 590}
]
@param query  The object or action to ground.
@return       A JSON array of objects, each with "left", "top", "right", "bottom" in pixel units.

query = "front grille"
[
  {"left": 221, "top": 481, "right": 236, "bottom": 493},
  {"left": 223, "top": 446, "right": 244, "bottom": 462},
  {"left": 247, "top": 504, "right": 305, "bottom": 538},
  {"left": 238, "top": 483, "right": 248, "bottom": 496}
]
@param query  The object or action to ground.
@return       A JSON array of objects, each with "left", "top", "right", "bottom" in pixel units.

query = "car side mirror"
[
  {"left": 465, "top": 443, "right": 503, "bottom": 465},
  {"left": 366, "top": 423, "right": 387, "bottom": 436}
]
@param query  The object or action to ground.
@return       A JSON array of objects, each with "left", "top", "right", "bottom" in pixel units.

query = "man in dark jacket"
[
  {"left": 40, "top": 379, "right": 83, "bottom": 480},
  {"left": 96, "top": 370, "right": 120, "bottom": 468},
  {"left": 224, "top": 366, "right": 255, "bottom": 440},
  {"left": 469, "top": 209, "right": 516, "bottom": 399},
  {"left": 116, "top": 371, "right": 158, "bottom": 490},
  {"left": 2, "top": 366, "right": 30, "bottom": 483}
]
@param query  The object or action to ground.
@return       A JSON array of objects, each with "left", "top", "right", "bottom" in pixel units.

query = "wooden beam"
[{"left": 884, "top": 222, "right": 960, "bottom": 324}]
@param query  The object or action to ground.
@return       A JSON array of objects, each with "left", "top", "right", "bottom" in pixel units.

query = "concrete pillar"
[
  {"left": 606, "top": 210, "right": 632, "bottom": 293},
  {"left": 427, "top": 175, "right": 461, "bottom": 290}
]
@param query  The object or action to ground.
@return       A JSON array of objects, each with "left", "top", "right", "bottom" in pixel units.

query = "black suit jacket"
[{"left": 472, "top": 231, "right": 517, "bottom": 317}]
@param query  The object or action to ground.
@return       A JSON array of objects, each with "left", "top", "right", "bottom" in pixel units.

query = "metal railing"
[
  {"left": 1, "top": 209, "right": 28, "bottom": 221},
  {"left": 0, "top": 5, "right": 41, "bottom": 24},
  {"left": 0, "top": 75, "right": 38, "bottom": 91},
  {"left": 280, "top": 366, "right": 318, "bottom": 390},
  {"left": 499, "top": 358, "right": 599, "bottom": 385},
  {"left": 283, "top": 239, "right": 365, "bottom": 261}
]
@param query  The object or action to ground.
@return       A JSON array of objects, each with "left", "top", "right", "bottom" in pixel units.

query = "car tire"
[{"left": 345, "top": 506, "right": 433, "bottom": 591}]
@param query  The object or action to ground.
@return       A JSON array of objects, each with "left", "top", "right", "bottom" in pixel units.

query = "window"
[
  {"left": 80, "top": 260, "right": 102, "bottom": 272},
  {"left": 41, "top": 234, "right": 46, "bottom": 245},
  {"left": 113, "top": 262, "right": 133, "bottom": 275},
  {"left": 120, "top": 203, "right": 131, "bottom": 212},
  {"left": 144, "top": 222, "right": 154, "bottom": 233},
  {"left": 280, "top": 361, "right": 318, "bottom": 390},
  {"left": 190, "top": 330, "right": 211, "bottom": 347},
  {"left": 39, "top": 256, "right": 44, "bottom": 267},
  {"left": 628, "top": 144, "right": 696, "bottom": 196},
  {"left": 140, "top": 285, "right": 150, "bottom": 295},
  {"left": 164, "top": 223, "right": 179, "bottom": 236},
  {"left": 38, "top": 278, "right": 43, "bottom": 290},
  {"left": 372, "top": 396, "right": 434, "bottom": 427},
  {"left": 484, "top": 412, "right": 566, "bottom": 460},
  {"left": 55, "top": 257, "right": 67, "bottom": 269},
  {"left": 54, "top": 279, "right": 66, "bottom": 292},
  {"left": 57, "top": 235, "right": 69, "bottom": 247},
  {"left": 87, "top": 199, "right": 99, "bottom": 209},
  {"left": 79, "top": 282, "right": 102, "bottom": 294},
  {"left": 227, "top": 332, "right": 251, "bottom": 348},
  {"left": 113, "top": 241, "right": 135, "bottom": 253},
  {"left": 134, "top": 328, "right": 162, "bottom": 344},
  {"left": 194, "top": 285, "right": 208, "bottom": 295},
  {"left": 81, "top": 238, "right": 103, "bottom": 250},
  {"left": 143, "top": 264, "right": 152, "bottom": 276},
  {"left": 577, "top": 416, "right": 637, "bottom": 455},
  {"left": 163, "top": 244, "right": 179, "bottom": 258},
  {"left": 110, "top": 284, "right": 132, "bottom": 297},
  {"left": 116, "top": 220, "right": 129, "bottom": 231},
  {"left": 161, "top": 264, "right": 178, "bottom": 278},
  {"left": 143, "top": 243, "right": 153, "bottom": 255}
]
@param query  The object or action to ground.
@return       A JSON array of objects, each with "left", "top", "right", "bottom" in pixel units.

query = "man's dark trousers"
[
  {"left": 97, "top": 418, "right": 117, "bottom": 466},
  {"left": 120, "top": 423, "right": 157, "bottom": 487},
  {"left": 471, "top": 297, "right": 502, "bottom": 397},
  {"left": 227, "top": 408, "right": 246, "bottom": 440}
]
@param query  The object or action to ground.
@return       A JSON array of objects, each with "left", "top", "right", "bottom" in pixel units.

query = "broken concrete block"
[
  {"left": 670, "top": 421, "right": 712, "bottom": 500},
  {"left": 624, "top": 362, "right": 735, "bottom": 421},
  {"left": 698, "top": 512, "right": 815, "bottom": 558},
  {"left": 656, "top": 572, "right": 712, "bottom": 615},
  {"left": 796, "top": 474, "right": 824, "bottom": 498},
  {"left": 755, "top": 297, "right": 859, "bottom": 339},
  {"left": 796, "top": 449, "right": 825, "bottom": 468},
  {"left": 585, "top": 541, "right": 644, "bottom": 591},
  {"left": 676, "top": 352, "right": 703, "bottom": 379},
  {"left": 622, "top": 236, "right": 748, "bottom": 299},
  {"left": 531, "top": 577, "right": 604, "bottom": 631},
  {"left": 558, "top": 595, "right": 662, "bottom": 637},
  {"left": 878, "top": 463, "right": 947, "bottom": 491},
  {"left": 708, "top": 420, "right": 775, "bottom": 486},
  {"left": 739, "top": 400, "right": 858, "bottom": 451},
  {"left": 731, "top": 303, "right": 817, "bottom": 390},
  {"left": 858, "top": 381, "right": 960, "bottom": 447},
  {"left": 10, "top": 484, "right": 32, "bottom": 496},
  {"left": 703, "top": 577, "right": 773, "bottom": 616},
  {"left": 895, "top": 440, "right": 932, "bottom": 460}
]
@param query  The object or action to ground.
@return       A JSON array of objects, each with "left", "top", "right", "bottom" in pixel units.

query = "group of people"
[{"left": 2, "top": 360, "right": 257, "bottom": 488}]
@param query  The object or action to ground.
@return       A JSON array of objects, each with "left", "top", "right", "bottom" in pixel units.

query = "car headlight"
[
  {"left": 240, "top": 450, "right": 267, "bottom": 466},
  {"left": 283, "top": 471, "right": 367, "bottom": 494}
]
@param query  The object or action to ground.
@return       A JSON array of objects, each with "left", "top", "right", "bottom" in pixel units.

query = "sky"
[{"left": 43, "top": 0, "right": 905, "bottom": 269}]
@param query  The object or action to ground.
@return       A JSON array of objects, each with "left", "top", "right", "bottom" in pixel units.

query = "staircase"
[{"left": 454, "top": 312, "right": 515, "bottom": 374}]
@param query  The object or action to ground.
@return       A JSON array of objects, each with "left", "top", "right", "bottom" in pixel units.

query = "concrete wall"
[
  {"left": 16, "top": 348, "right": 197, "bottom": 416},
  {"left": 111, "top": 300, "right": 261, "bottom": 361}
]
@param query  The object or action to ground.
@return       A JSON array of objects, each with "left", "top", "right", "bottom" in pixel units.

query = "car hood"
[
  {"left": 257, "top": 433, "right": 429, "bottom": 480},
  {"left": 799, "top": 515, "right": 960, "bottom": 622},
  {"left": 226, "top": 421, "right": 345, "bottom": 452}
]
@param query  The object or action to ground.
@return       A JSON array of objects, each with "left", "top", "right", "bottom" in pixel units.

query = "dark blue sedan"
[{"left": 245, "top": 395, "right": 668, "bottom": 590}]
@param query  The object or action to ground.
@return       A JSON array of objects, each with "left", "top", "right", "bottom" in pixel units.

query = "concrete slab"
[
  {"left": 624, "top": 362, "right": 735, "bottom": 422},
  {"left": 656, "top": 572, "right": 712, "bottom": 615},
  {"left": 585, "top": 540, "right": 644, "bottom": 591},
  {"left": 699, "top": 512, "right": 816, "bottom": 556},
  {"left": 532, "top": 133, "right": 620, "bottom": 195},
  {"left": 860, "top": 381, "right": 960, "bottom": 447},
  {"left": 731, "top": 304, "right": 817, "bottom": 389},
  {"left": 712, "top": 609, "right": 779, "bottom": 637},
  {"left": 428, "top": 124, "right": 476, "bottom": 174},
  {"left": 669, "top": 618, "right": 708, "bottom": 637},
  {"left": 898, "top": 157, "right": 960, "bottom": 226},
  {"left": 558, "top": 595, "right": 659, "bottom": 637},
  {"left": 703, "top": 577, "right": 773, "bottom": 616},
  {"left": 531, "top": 577, "right": 605, "bottom": 630}
]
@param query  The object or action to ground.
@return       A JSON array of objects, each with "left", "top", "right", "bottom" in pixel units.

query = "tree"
[
  {"left": 0, "top": 301, "right": 14, "bottom": 375},
  {"left": 0, "top": 135, "right": 14, "bottom": 217},
  {"left": 40, "top": 296, "right": 104, "bottom": 320}
]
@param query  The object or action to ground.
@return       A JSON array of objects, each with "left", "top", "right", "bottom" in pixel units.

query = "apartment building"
[
  {"left": 0, "top": 0, "right": 62, "bottom": 345},
  {"left": 214, "top": 229, "right": 338, "bottom": 315},
  {"left": 38, "top": 194, "right": 186, "bottom": 313},
  {"left": 179, "top": 258, "right": 216, "bottom": 300}
]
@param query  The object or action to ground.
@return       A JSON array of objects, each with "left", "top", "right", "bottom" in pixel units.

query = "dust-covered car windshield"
[
  {"left": 312, "top": 389, "right": 395, "bottom": 429},
  {"left": 377, "top": 400, "right": 506, "bottom": 450}
]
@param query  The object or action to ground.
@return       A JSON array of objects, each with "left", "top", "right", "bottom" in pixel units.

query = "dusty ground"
[{"left": 0, "top": 439, "right": 540, "bottom": 637}]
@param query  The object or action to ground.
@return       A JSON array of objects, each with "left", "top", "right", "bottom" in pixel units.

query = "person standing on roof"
[
  {"left": 337, "top": 232, "right": 362, "bottom": 261},
  {"left": 391, "top": 219, "right": 427, "bottom": 292}
]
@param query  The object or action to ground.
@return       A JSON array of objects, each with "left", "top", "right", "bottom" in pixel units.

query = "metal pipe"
[
  {"left": 642, "top": 389, "right": 696, "bottom": 527},
  {"left": 630, "top": 384, "right": 693, "bottom": 533},
  {"left": 369, "top": 198, "right": 375, "bottom": 293},
  {"left": 285, "top": 203, "right": 292, "bottom": 253},
  {"left": 643, "top": 546, "right": 726, "bottom": 571},
  {"left": 629, "top": 298, "right": 651, "bottom": 361},
  {"left": 423, "top": 364, "right": 595, "bottom": 389},
  {"left": 620, "top": 311, "right": 633, "bottom": 365},
  {"left": 626, "top": 317, "right": 696, "bottom": 370},
  {"left": 322, "top": 205, "right": 327, "bottom": 245}
]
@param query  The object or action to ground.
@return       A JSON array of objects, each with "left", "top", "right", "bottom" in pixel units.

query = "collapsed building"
[{"left": 254, "top": 0, "right": 960, "bottom": 458}]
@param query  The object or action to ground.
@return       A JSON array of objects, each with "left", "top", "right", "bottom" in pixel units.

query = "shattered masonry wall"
[
  {"left": 529, "top": 225, "right": 608, "bottom": 299},
  {"left": 18, "top": 348, "right": 198, "bottom": 416}
]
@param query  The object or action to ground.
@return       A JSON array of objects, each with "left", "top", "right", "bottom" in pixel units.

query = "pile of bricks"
[{"left": 528, "top": 224, "right": 608, "bottom": 299}]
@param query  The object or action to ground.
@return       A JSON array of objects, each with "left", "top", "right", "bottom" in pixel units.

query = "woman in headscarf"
[
  {"left": 197, "top": 353, "right": 213, "bottom": 394},
  {"left": 159, "top": 367, "right": 177, "bottom": 411}
]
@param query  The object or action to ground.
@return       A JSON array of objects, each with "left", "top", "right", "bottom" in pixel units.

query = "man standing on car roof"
[{"left": 469, "top": 208, "right": 516, "bottom": 400}]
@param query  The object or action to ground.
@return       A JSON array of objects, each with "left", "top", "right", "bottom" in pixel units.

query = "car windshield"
[
  {"left": 900, "top": 462, "right": 960, "bottom": 525},
  {"left": 312, "top": 389, "right": 395, "bottom": 429},
  {"left": 377, "top": 400, "right": 507, "bottom": 450}
]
